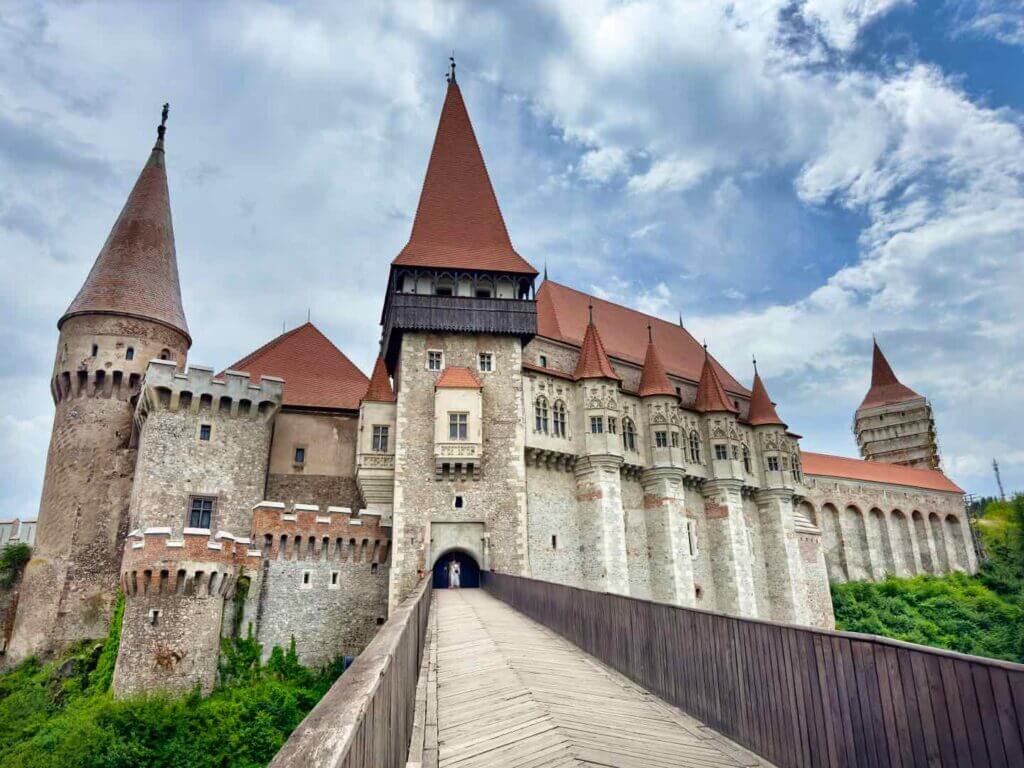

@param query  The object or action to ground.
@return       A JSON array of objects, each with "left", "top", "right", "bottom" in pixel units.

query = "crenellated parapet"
[
  {"left": 134, "top": 360, "right": 283, "bottom": 433},
  {"left": 252, "top": 502, "right": 392, "bottom": 564}
]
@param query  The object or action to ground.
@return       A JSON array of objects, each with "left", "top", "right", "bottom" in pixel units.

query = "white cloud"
[
  {"left": 950, "top": 1, "right": 1024, "bottom": 46},
  {"left": 577, "top": 145, "right": 629, "bottom": 183},
  {"left": 801, "top": 0, "right": 911, "bottom": 51}
]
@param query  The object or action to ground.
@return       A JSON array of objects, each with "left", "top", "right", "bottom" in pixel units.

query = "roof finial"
[
  {"left": 155, "top": 102, "right": 169, "bottom": 149},
  {"left": 703, "top": 339, "right": 708, "bottom": 359},
  {"left": 307, "top": 308, "right": 311, "bottom": 323},
  {"left": 647, "top": 323, "right": 653, "bottom": 343},
  {"left": 678, "top": 312, "right": 684, "bottom": 328},
  {"left": 752, "top": 354, "right": 758, "bottom": 375},
  {"left": 447, "top": 52, "right": 457, "bottom": 84},
  {"left": 543, "top": 260, "right": 548, "bottom": 282}
]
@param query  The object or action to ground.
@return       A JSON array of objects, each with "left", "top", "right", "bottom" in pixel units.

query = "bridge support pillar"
[
  {"left": 702, "top": 480, "right": 757, "bottom": 617},
  {"left": 574, "top": 456, "right": 629, "bottom": 595},
  {"left": 641, "top": 469, "right": 695, "bottom": 606}
]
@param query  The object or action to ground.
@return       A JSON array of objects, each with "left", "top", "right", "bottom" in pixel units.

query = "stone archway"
[{"left": 432, "top": 549, "right": 481, "bottom": 589}]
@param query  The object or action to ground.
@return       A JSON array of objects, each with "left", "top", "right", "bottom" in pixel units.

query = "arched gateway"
[{"left": 432, "top": 550, "right": 481, "bottom": 589}]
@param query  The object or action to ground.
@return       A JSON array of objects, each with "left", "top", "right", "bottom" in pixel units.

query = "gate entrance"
[{"left": 432, "top": 550, "right": 480, "bottom": 589}]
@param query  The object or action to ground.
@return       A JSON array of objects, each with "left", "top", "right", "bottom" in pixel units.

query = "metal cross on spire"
[
  {"left": 158, "top": 103, "right": 169, "bottom": 139},
  {"left": 446, "top": 53, "right": 457, "bottom": 84},
  {"left": 752, "top": 354, "right": 758, "bottom": 375}
]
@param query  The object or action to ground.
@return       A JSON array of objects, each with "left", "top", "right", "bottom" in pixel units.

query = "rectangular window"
[
  {"left": 607, "top": 417, "right": 617, "bottom": 435},
  {"left": 478, "top": 352, "right": 493, "bottom": 372},
  {"left": 714, "top": 444, "right": 729, "bottom": 461},
  {"left": 427, "top": 350, "right": 443, "bottom": 371},
  {"left": 125, "top": 347, "right": 134, "bottom": 361},
  {"left": 670, "top": 431, "right": 680, "bottom": 448},
  {"left": 188, "top": 496, "right": 215, "bottom": 529},
  {"left": 294, "top": 446, "right": 306, "bottom": 464},
  {"left": 731, "top": 444, "right": 739, "bottom": 460},
  {"left": 687, "top": 521, "right": 698, "bottom": 557},
  {"left": 330, "top": 571, "right": 340, "bottom": 589},
  {"left": 767, "top": 456, "right": 780, "bottom": 471},
  {"left": 372, "top": 425, "right": 389, "bottom": 452},
  {"left": 539, "top": 354, "right": 548, "bottom": 367},
  {"left": 449, "top": 412, "right": 468, "bottom": 441},
  {"left": 655, "top": 431, "right": 668, "bottom": 448},
  {"left": 199, "top": 424, "right": 212, "bottom": 441},
  {"left": 590, "top": 416, "right": 604, "bottom": 434},
  {"left": 551, "top": 535, "right": 557, "bottom": 549}
]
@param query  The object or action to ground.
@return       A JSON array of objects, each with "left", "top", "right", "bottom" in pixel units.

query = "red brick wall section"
[{"left": 252, "top": 503, "right": 392, "bottom": 563}]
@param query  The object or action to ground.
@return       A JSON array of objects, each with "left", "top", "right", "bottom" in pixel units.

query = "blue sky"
[{"left": 2, "top": 0, "right": 1022, "bottom": 513}]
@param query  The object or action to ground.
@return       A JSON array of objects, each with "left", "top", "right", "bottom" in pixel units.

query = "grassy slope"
[{"left": 831, "top": 497, "right": 1024, "bottom": 663}]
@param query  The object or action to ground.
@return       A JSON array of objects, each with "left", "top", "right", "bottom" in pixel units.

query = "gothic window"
[
  {"left": 535, "top": 396, "right": 549, "bottom": 433},
  {"left": 766, "top": 455, "right": 780, "bottom": 472},
  {"left": 478, "top": 352, "right": 493, "bottom": 372},
  {"left": 714, "top": 444, "right": 728, "bottom": 461},
  {"left": 671, "top": 431, "right": 680, "bottom": 448},
  {"left": 791, "top": 454, "right": 802, "bottom": 482},
  {"left": 372, "top": 425, "right": 389, "bottom": 452},
  {"left": 689, "top": 431, "right": 701, "bottom": 463},
  {"left": 449, "top": 412, "right": 468, "bottom": 441},
  {"left": 590, "top": 416, "right": 604, "bottom": 434},
  {"left": 622, "top": 418, "right": 637, "bottom": 451},
  {"left": 125, "top": 346, "right": 134, "bottom": 361},
  {"left": 188, "top": 496, "right": 215, "bottom": 529},
  {"left": 655, "top": 431, "right": 668, "bottom": 448},
  {"left": 427, "top": 350, "right": 444, "bottom": 371},
  {"left": 607, "top": 416, "right": 617, "bottom": 435},
  {"left": 553, "top": 401, "right": 567, "bottom": 437},
  {"left": 743, "top": 445, "right": 752, "bottom": 473}
]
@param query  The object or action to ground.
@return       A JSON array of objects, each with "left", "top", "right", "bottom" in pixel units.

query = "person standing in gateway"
[{"left": 447, "top": 558, "right": 461, "bottom": 589}]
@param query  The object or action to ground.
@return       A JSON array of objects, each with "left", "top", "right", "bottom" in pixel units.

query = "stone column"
[
  {"left": 641, "top": 469, "right": 695, "bottom": 607},
  {"left": 574, "top": 455, "right": 629, "bottom": 595},
  {"left": 702, "top": 479, "right": 757, "bottom": 617},
  {"left": 753, "top": 489, "right": 806, "bottom": 624}
]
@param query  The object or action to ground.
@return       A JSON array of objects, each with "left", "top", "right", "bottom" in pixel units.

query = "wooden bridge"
[{"left": 271, "top": 574, "right": 1024, "bottom": 768}]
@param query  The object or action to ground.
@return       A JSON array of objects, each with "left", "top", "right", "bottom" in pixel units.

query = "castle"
[{"left": 1, "top": 78, "right": 976, "bottom": 695}]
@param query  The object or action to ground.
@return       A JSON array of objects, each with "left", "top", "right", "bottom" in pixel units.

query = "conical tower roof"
[
  {"left": 363, "top": 357, "right": 397, "bottom": 403},
  {"left": 60, "top": 107, "right": 189, "bottom": 342},
  {"left": 573, "top": 314, "right": 620, "bottom": 381},
  {"left": 747, "top": 371, "right": 786, "bottom": 427},
  {"left": 694, "top": 351, "right": 738, "bottom": 414},
  {"left": 858, "top": 340, "right": 922, "bottom": 410},
  {"left": 393, "top": 80, "right": 536, "bottom": 276},
  {"left": 638, "top": 330, "right": 675, "bottom": 397}
]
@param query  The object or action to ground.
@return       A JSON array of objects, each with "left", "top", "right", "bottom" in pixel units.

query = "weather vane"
[
  {"left": 157, "top": 102, "right": 169, "bottom": 142},
  {"left": 446, "top": 53, "right": 457, "bottom": 84}
]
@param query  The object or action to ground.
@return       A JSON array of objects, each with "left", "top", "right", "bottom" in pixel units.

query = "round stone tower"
[{"left": 6, "top": 108, "right": 191, "bottom": 662}]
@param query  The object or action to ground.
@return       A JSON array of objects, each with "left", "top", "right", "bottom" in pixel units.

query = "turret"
[
  {"left": 357, "top": 357, "right": 397, "bottom": 519},
  {"left": 694, "top": 348, "right": 743, "bottom": 481},
  {"left": 638, "top": 327, "right": 685, "bottom": 469},
  {"left": 8, "top": 106, "right": 191, "bottom": 663},
  {"left": 854, "top": 340, "right": 938, "bottom": 469},
  {"left": 747, "top": 366, "right": 796, "bottom": 491}
]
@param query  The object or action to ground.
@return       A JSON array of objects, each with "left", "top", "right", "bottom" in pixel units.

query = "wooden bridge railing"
[
  {"left": 483, "top": 571, "right": 1024, "bottom": 768},
  {"left": 270, "top": 579, "right": 431, "bottom": 768}
]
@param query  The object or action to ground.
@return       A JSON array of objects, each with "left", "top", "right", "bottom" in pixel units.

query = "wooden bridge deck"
[{"left": 423, "top": 589, "right": 771, "bottom": 768}]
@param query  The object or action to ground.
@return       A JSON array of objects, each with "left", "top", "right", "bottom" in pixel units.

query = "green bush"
[
  {"left": 833, "top": 495, "right": 1024, "bottom": 663},
  {"left": 0, "top": 543, "right": 31, "bottom": 588}
]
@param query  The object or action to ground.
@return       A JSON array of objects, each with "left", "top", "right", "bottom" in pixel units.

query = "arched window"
[
  {"left": 689, "top": 430, "right": 701, "bottom": 463},
  {"left": 742, "top": 444, "right": 751, "bottom": 473},
  {"left": 535, "top": 396, "right": 549, "bottom": 434},
  {"left": 552, "top": 400, "right": 567, "bottom": 437},
  {"left": 622, "top": 418, "right": 637, "bottom": 451}
]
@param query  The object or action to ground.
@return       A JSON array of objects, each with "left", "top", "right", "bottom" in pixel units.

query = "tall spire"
[
  {"left": 694, "top": 347, "right": 738, "bottom": 413},
  {"left": 638, "top": 327, "right": 675, "bottom": 396},
  {"left": 747, "top": 369, "right": 786, "bottom": 427},
  {"left": 392, "top": 74, "right": 536, "bottom": 275},
  {"left": 59, "top": 104, "right": 189, "bottom": 343},
  {"left": 858, "top": 339, "right": 922, "bottom": 410},
  {"left": 363, "top": 356, "right": 397, "bottom": 403},
  {"left": 573, "top": 314, "right": 620, "bottom": 381}
]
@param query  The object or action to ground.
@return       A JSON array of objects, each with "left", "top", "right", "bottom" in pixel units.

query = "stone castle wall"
[
  {"left": 6, "top": 314, "right": 189, "bottom": 665},
  {"left": 266, "top": 411, "right": 362, "bottom": 511}
]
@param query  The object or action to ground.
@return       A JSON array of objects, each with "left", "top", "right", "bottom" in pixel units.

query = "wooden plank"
[
  {"left": 989, "top": 668, "right": 1024, "bottom": 765},
  {"left": 974, "top": 663, "right": 1010, "bottom": 768}
]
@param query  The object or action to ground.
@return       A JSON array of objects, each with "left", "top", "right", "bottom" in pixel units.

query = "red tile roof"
[
  {"left": 393, "top": 82, "right": 537, "bottom": 276},
  {"left": 747, "top": 372, "right": 786, "bottom": 427},
  {"left": 227, "top": 323, "right": 369, "bottom": 411},
  {"left": 637, "top": 335, "right": 675, "bottom": 396},
  {"left": 858, "top": 340, "right": 922, "bottom": 410},
  {"left": 436, "top": 366, "right": 483, "bottom": 388},
  {"left": 573, "top": 320, "right": 620, "bottom": 381},
  {"left": 363, "top": 357, "right": 396, "bottom": 403},
  {"left": 694, "top": 353, "right": 739, "bottom": 413},
  {"left": 60, "top": 132, "right": 189, "bottom": 342},
  {"left": 537, "top": 281, "right": 747, "bottom": 396},
  {"left": 801, "top": 451, "right": 963, "bottom": 494}
]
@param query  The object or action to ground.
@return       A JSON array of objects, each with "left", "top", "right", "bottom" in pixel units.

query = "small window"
[
  {"left": 551, "top": 535, "right": 557, "bottom": 549},
  {"left": 743, "top": 445, "right": 752, "bottom": 473},
  {"left": 535, "top": 397, "right": 549, "bottom": 434},
  {"left": 539, "top": 355, "right": 548, "bottom": 367},
  {"left": 767, "top": 455, "right": 780, "bottom": 472},
  {"left": 159, "top": 348, "right": 170, "bottom": 361},
  {"left": 671, "top": 431, "right": 680, "bottom": 448},
  {"left": 199, "top": 424, "right": 212, "bottom": 441},
  {"left": 376, "top": 617, "right": 385, "bottom": 625},
  {"left": 372, "top": 425, "right": 390, "bottom": 452},
  {"left": 731, "top": 444, "right": 739, "bottom": 460},
  {"left": 125, "top": 347, "right": 135, "bottom": 361},
  {"left": 435, "top": 284, "right": 453, "bottom": 296},
  {"left": 622, "top": 418, "right": 636, "bottom": 451},
  {"left": 478, "top": 353, "right": 493, "bottom": 372},
  {"left": 714, "top": 444, "right": 728, "bottom": 461},
  {"left": 655, "top": 431, "right": 668, "bottom": 448},
  {"left": 687, "top": 521, "right": 698, "bottom": 557},
  {"left": 371, "top": 562, "right": 379, "bottom": 573},
  {"left": 301, "top": 571, "right": 312, "bottom": 589},
  {"left": 91, "top": 344, "right": 99, "bottom": 356},
  {"left": 149, "top": 609, "right": 160, "bottom": 626},
  {"left": 675, "top": 386, "right": 681, "bottom": 397},
  {"left": 294, "top": 447, "right": 306, "bottom": 464},
  {"left": 590, "top": 416, "right": 604, "bottom": 434},
  {"left": 607, "top": 417, "right": 617, "bottom": 435},
  {"left": 449, "top": 412, "right": 468, "bottom": 441},
  {"left": 188, "top": 496, "right": 215, "bottom": 529},
  {"left": 427, "top": 350, "right": 444, "bottom": 371},
  {"left": 475, "top": 288, "right": 492, "bottom": 298},
  {"left": 330, "top": 571, "right": 340, "bottom": 588},
  {"left": 689, "top": 431, "right": 702, "bottom": 463},
  {"left": 553, "top": 401, "right": 567, "bottom": 438},
  {"left": 454, "top": 495, "right": 464, "bottom": 509}
]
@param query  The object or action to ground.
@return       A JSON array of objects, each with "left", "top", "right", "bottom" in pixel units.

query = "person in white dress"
[{"left": 448, "top": 559, "right": 461, "bottom": 589}]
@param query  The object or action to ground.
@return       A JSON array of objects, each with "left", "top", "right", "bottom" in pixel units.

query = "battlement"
[
  {"left": 120, "top": 529, "right": 262, "bottom": 599},
  {"left": 135, "top": 361, "right": 284, "bottom": 427},
  {"left": 252, "top": 502, "right": 392, "bottom": 564},
  {"left": 52, "top": 368, "right": 143, "bottom": 404}
]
